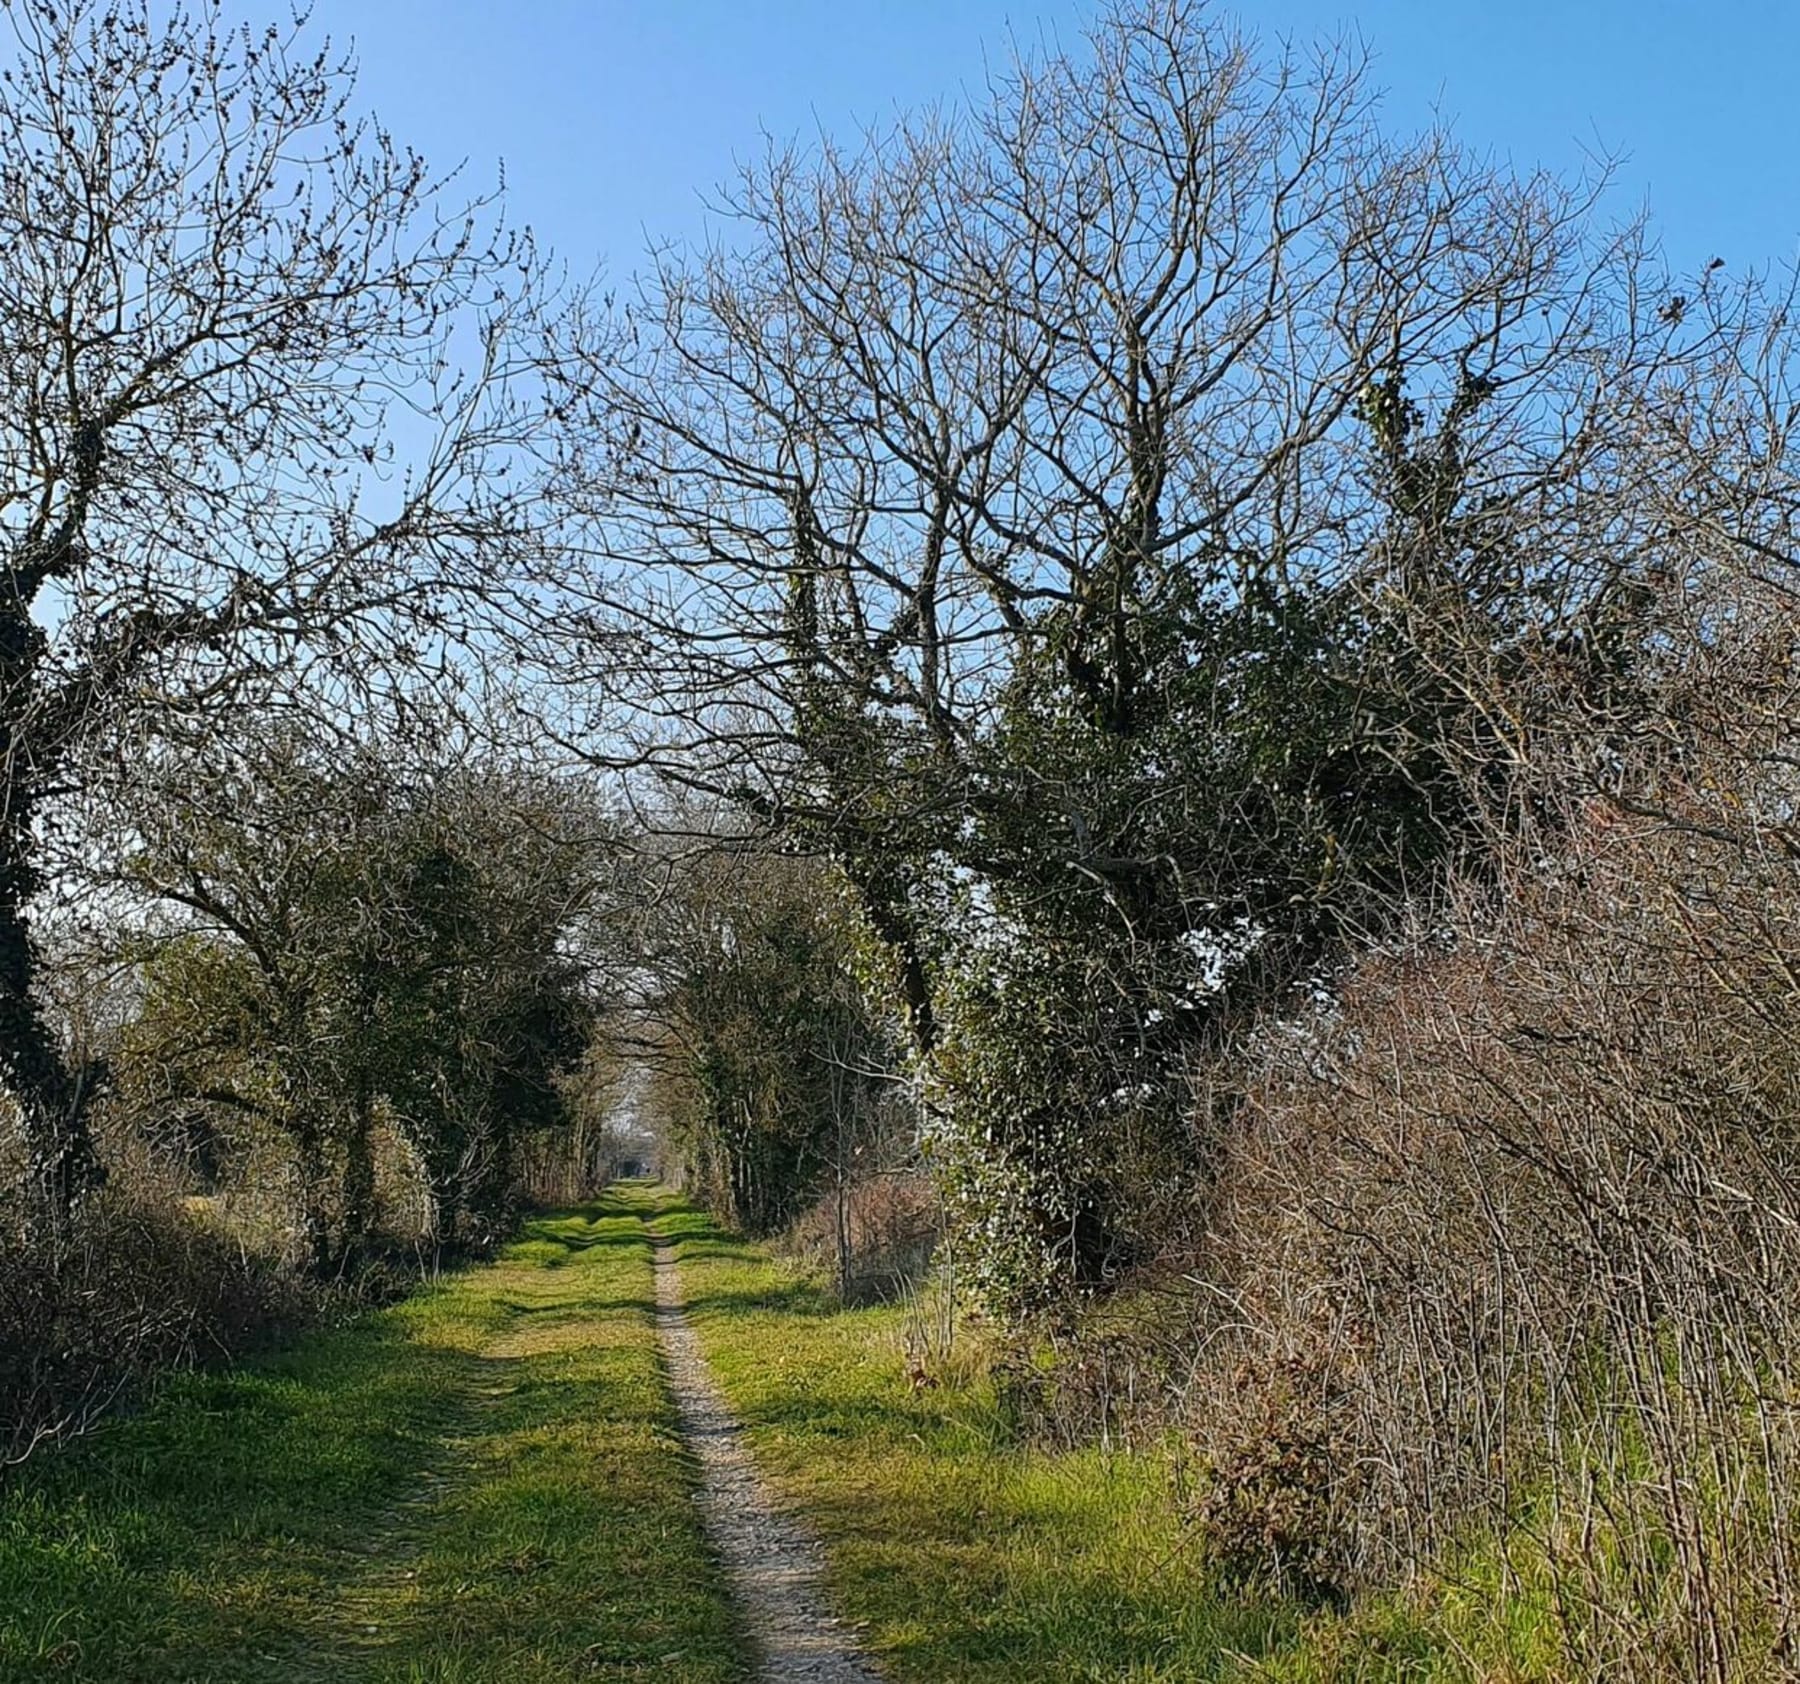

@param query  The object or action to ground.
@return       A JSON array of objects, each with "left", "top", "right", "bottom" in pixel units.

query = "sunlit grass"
[
  {"left": 3, "top": 1183, "right": 1663, "bottom": 1684},
  {"left": 0, "top": 1185, "right": 743, "bottom": 1684},
  {"left": 663, "top": 1202, "right": 1300, "bottom": 1682}
]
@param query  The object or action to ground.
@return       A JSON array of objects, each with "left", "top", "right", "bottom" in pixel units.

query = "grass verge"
[
  {"left": 668, "top": 1196, "right": 1713, "bottom": 1683},
  {"left": 662, "top": 1199, "right": 1304, "bottom": 1683},
  {"left": 0, "top": 1184, "right": 743, "bottom": 1684}
]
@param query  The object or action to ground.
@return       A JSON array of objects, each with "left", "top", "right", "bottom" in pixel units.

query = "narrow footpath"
[
  {"left": 0, "top": 1190, "right": 891, "bottom": 1684},
  {"left": 651, "top": 1227, "right": 884, "bottom": 1684}
]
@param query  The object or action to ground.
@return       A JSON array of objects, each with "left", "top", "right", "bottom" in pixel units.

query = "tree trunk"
[
  {"left": 831, "top": 1054, "right": 853, "bottom": 1301},
  {"left": 0, "top": 603, "right": 99, "bottom": 1241},
  {"left": 291, "top": 1131, "right": 332, "bottom": 1275},
  {"left": 340, "top": 1094, "right": 377, "bottom": 1257},
  {"left": 850, "top": 871, "right": 936, "bottom": 1053}
]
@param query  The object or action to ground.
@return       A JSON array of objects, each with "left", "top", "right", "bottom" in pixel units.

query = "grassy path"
[
  {"left": 3, "top": 1187, "right": 1402, "bottom": 1683},
  {"left": 662, "top": 1204, "right": 1306, "bottom": 1684},
  {"left": 0, "top": 1187, "right": 743, "bottom": 1684},
  {"left": 649, "top": 1226, "right": 881, "bottom": 1683}
]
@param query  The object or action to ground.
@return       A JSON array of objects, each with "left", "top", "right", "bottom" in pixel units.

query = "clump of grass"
[{"left": 0, "top": 1185, "right": 743, "bottom": 1684}]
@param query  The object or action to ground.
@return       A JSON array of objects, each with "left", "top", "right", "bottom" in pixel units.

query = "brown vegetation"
[{"left": 1169, "top": 559, "right": 1800, "bottom": 1676}]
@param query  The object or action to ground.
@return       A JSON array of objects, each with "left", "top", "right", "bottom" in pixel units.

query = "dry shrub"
[
  {"left": 1187, "top": 579, "right": 1800, "bottom": 1677},
  {"left": 783, "top": 1171, "right": 940, "bottom": 1302},
  {"left": 0, "top": 1097, "right": 435, "bottom": 1469},
  {"left": 0, "top": 1189, "right": 320, "bottom": 1467},
  {"left": 991, "top": 1304, "right": 1192, "bottom": 1452},
  {"left": 1186, "top": 1342, "right": 1358, "bottom": 1606}
]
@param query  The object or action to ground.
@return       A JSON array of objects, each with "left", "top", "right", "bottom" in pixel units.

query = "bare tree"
[
  {"left": 546, "top": 0, "right": 1689, "bottom": 1034},
  {"left": 0, "top": 0, "right": 554, "bottom": 1229},
  {"left": 542, "top": 0, "right": 1732, "bottom": 1299}
]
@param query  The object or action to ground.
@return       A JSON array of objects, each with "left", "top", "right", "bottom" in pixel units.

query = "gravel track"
[{"left": 651, "top": 1230, "right": 884, "bottom": 1684}]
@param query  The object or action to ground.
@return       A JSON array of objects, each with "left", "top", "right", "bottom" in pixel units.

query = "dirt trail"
[{"left": 651, "top": 1230, "right": 884, "bottom": 1684}]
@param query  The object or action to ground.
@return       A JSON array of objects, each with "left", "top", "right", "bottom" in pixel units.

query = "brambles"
[
  {"left": 1173, "top": 541, "right": 1800, "bottom": 1674},
  {"left": 1186, "top": 1347, "right": 1356, "bottom": 1608},
  {"left": 0, "top": 1186, "right": 320, "bottom": 1467}
]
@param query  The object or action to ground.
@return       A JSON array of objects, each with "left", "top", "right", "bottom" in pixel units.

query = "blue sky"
[{"left": 312, "top": 1, "right": 1789, "bottom": 286}]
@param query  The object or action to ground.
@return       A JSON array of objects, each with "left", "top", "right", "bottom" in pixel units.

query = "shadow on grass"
[
  {"left": 680, "top": 1281, "right": 836, "bottom": 1318},
  {"left": 659, "top": 1188, "right": 1307, "bottom": 1682},
  {"left": 493, "top": 1295, "right": 657, "bottom": 1319},
  {"left": 0, "top": 1323, "right": 479, "bottom": 1680},
  {"left": 514, "top": 1227, "right": 647, "bottom": 1253}
]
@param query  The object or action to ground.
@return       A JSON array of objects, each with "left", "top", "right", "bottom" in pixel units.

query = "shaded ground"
[{"left": 661, "top": 1205, "right": 1305, "bottom": 1683}]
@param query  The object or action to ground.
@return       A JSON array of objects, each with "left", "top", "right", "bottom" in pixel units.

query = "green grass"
[
  {"left": 0, "top": 1185, "right": 744, "bottom": 1684},
  {"left": 662, "top": 1199, "right": 1725, "bottom": 1683},
  {"left": 4, "top": 1184, "right": 1645, "bottom": 1683},
  {"left": 661, "top": 1201, "right": 1304, "bottom": 1683}
]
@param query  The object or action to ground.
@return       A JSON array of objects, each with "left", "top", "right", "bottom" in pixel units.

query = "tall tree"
[
  {"left": 111, "top": 725, "right": 602, "bottom": 1264},
  {"left": 547, "top": 0, "right": 1724, "bottom": 1297},
  {"left": 0, "top": 0, "right": 551, "bottom": 1230},
  {"left": 548, "top": 0, "right": 1687, "bottom": 998}
]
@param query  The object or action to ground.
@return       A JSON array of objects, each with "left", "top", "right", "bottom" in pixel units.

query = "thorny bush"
[{"left": 1185, "top": 559, "right": 1800, "bottom": 1681}]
